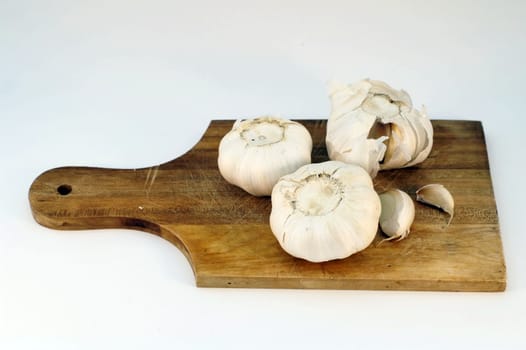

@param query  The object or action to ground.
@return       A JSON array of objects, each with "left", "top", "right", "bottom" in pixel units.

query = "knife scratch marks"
[{"left": 144, "top": 165, "right": 160, "bottom": 197}]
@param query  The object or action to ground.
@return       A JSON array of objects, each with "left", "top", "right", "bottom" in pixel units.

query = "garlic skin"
[
  {"left": 416, "top": 184, "right": 455, "bottom": 225},
  {"left": 270, "top": 161, "right": 381, "bottom": 262},
  {"left": 326, "top": 79, "right": 434, "bottom": 177},
  {"left": 379, "top": 189, "right": 415, "bottom": 241},
  {"left": 218, "top": 116, "right": 312, "bottom": 196}
]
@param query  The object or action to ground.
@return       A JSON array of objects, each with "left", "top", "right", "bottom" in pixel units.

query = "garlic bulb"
[
  {"left": 270, "top": 161, "right": 381, "bottom": 262},
  {"left": 379, "top": 189, "right": 415, "bottom": 241},
  {"left": 416, "top": 184, "right": 455, "bottom": 225},
  {"left": 326, "top": 79, "right": 434, "bottom": 177},
  {"left": 218, "top": 116, "right": 312, "bottom": 196}
]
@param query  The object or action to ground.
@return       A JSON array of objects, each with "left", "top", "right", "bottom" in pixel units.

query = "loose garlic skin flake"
[
  {"left": 379, "top": 189, "right": 415, "bottom": 241},
  {"left": 218, "top": 116, "right": 312, "bottom": 196},
  {"left": 270, "top": 161, "right": 381, "bottom": 262},
  {"left": 326, "top": 79, "right": 434, "bottom": 177}
]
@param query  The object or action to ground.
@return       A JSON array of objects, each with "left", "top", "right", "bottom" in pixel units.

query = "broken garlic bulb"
[
  {"left": 326, "top": 79, "right": 434, "bottom": 177},
  {"left": 416, "top": 184, "right": 455, "bottom": 225},
  {"left": 218, "top": 116, "right": 312, "bottom": 196},
  {"left": 379, "top": 189, "right": 415, "bottom": 241},
  {"left": 270, "top": 161, "right": 381, "bottom": 262}
]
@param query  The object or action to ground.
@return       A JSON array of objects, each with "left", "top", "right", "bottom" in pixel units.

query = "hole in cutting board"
[{"left": 57, "top": 184, "right": 72, "bottom": 196}]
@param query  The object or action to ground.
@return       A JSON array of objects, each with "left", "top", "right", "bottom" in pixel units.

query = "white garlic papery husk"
[
  {"left": 218, "top": 116, "right": 312, "bottom": 196},
  {"left": 270, "top": 161, "right": 381, "bottom": 262},
  {"left": 326, "top": 79, "right": 434, "bottom": 177},
  {"left": 379, "top": 189, "right": 415, "bottom": 242}
]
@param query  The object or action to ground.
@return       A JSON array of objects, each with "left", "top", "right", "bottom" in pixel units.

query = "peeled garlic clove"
[
  {"left": 270, "top": 161, "right": 381, "bottom": 262},
  {"left": 416, "top": 184, "right": 454, "bottom": 225},
  {"left": 218, "top": 116, "right": 312, "bottom": 196},
  {"left": 379, "top": 189, "right": 415, "bottom": 241}
]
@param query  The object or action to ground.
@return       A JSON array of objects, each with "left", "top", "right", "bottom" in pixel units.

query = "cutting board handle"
[
  {"left": 29, "top": 165, "right": 163, "bottom": 233},
  {"left": 27, "top": 120, "right": 230, "bottom": 273}
]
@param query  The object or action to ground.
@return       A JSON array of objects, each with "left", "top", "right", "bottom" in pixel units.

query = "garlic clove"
[
  {"left": 402, "top": 109, "right": 427, "bottom": 161},
  {"left": 404, "top": 107, "right": 434, "bottom": 167},
  {"left": 378, "top": 189, "right": 415, "bottom": 241},
  {"left": 218, "top": 116, "right": 312, "bottom": 196},
  {"left": 270, "top": 161, "right": 381, "bottom": 262},
  {"left": 416, "top": 184, "right": 454, "bottom": 225},
  {"left": 381, "top": 120, "right": 416, "bottom": 170}
]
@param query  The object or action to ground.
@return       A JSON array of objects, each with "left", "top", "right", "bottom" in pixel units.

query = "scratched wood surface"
[{"left": 29, "top": 120, "right": 506, "bottom": 291}]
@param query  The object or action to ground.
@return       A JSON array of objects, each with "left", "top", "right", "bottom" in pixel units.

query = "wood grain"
[{"left": 28, "top": 120, "right": 506, "bottom": 291}]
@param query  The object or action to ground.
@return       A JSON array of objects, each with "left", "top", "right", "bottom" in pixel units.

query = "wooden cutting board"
[{"left": 29, "top": 120, "right": 506, "bottom": 291}]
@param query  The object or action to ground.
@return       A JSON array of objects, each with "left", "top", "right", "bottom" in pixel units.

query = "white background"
[{"left": 1, "top": 0, "right": 526, "bottom": 349}]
